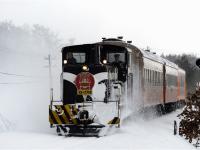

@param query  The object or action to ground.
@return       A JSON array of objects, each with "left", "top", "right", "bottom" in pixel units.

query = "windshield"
[
  {"left": 63, "top": 44, "right": 97, "bottom": 65},
  {"left": 66, "top": 52, "right": 85, "bottom": 64},
  {"left": 100, "top": 45, "right": 126, "bottom": 64}
]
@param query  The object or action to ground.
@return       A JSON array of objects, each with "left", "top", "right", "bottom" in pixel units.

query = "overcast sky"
[{"left": 0, "top": 0, "right": 200, "bottom": 55}]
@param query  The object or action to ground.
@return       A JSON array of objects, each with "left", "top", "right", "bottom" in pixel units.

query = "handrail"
[{"left": 51, "top": 100, "right": 119, "bottom": 104}]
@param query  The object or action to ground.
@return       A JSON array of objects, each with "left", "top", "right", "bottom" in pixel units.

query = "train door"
[
  {"left": 127, "top": 50, "right": 133, "bottom": 100},
  {"left": 121, "top": 49, "right": 134, "bottom": 118},
  {"left": 131, "top": 50, "right": 143, "bottom": 112},
  {"left": 163, "top": 63, "right": 166, "bottom": 104}
]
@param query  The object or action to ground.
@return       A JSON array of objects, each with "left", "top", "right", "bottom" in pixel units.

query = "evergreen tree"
[{"left": 178, "top": 84, "right": 200, "bottom": 143}]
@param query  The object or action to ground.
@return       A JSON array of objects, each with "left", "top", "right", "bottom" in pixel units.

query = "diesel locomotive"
[{"left": 49, "top": 37, "right": 186, "bottom": 136}]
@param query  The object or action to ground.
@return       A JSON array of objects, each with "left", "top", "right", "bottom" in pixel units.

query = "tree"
[
  {"left": 178, "top": 85, "right": 200, "bottom": 143},
  {"left": 0, "top": 21, "right": 60, "bottom": 57},
  {"left": 0, "top": 21, "right": 61, "bottom": 77}
]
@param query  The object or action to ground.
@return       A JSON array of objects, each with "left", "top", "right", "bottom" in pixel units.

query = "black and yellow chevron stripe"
[
  {"left": 49, "top": 105, "right": 79, "bottom": 125},
  {"left": 108, "top": 117, "right": 120, "bottom": 125}
]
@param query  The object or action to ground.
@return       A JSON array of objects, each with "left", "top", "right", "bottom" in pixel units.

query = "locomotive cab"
[{"left": 62, "top": 44, "right": 128, "bottom": 82}]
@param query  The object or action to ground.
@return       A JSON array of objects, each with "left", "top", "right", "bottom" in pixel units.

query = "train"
[{"left": 49, "top": 37, "right": 186, "bottom": 136}]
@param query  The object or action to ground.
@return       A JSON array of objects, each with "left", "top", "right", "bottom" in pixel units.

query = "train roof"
[
  {"left": 62, "top": 38, "right": 179, "bottom": 69},
  {"left": 140, "top": 49, "right": 178, "bottom": 69},
  {"left": 97, "top": 39, "right": 179, "bottom": 69}
]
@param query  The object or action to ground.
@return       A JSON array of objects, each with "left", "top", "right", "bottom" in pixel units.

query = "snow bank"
[{"left": 0, "top": 110, "right": 195, "bottom": 149}]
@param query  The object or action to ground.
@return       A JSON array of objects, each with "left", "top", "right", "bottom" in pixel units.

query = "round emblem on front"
[{"left": 75, "top": 72, "right": 95, "bottom": 95}]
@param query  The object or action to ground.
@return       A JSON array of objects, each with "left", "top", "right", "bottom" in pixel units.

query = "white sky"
[{"left": 0, "top": 0, "right": 200, "bottom": 55}]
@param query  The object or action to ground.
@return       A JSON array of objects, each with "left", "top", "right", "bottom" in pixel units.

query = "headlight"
[
  {"left": 63, "top": 60, "right": 67, "bottom": 64},
  {"left": 82, "top": 65, "right": 89, "bottom": 71},
  {"left": 102, "top": 59, "right": 107, "bottom": 64}
]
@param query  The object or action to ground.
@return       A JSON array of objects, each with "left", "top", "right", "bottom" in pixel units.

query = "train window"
[
  {"left": 146, "top": 69, "right": 148, "bottom": 83},
  {"left": 166, "top": 74, "right": 177, "bottom": 87},
  {"left": 155, "top": 71, "right": 157, "bottom": 86},
  {"left": 128, "top": 52, "right": 132, "bottom": 67},
  {"left": 63, "top": 44, "right": 98, "bottom": 65},
  {"left": 158, "top": 72, "right": 161, "bottom": 86},
  {"left": 144, "top": 68, "right": 147, "bottom": 85},
  {"left": 148, "top": 69, "right": 151, "bottom": 84},
  {"left": 66, "top": 52, "right": 86, "bottom": 64},
  {"left": 150, "top": 70, "right": 152, "bottom": 84},
  {"left": 180, "top": 76, "right": 183, "bottom": 87},
  {"left": 182, "top": 76, "right": 185, "bottom": 87},
  {"left": 153, "top": 70, "right": 155, "bottom": 85},
  {"left": 145, "top": 69, "right": 147, "bottom": 82},
  {"left": 152, "top": 70, "right": 154, "bottom": 85},
  {"left": 153, "top": 71, "right": 155, "bottom": 86},
  {"left": 108, "top": 53, "right": 125, "bottom": 63},
  {"left": 156, "top": 72, "right": 159, "bottom": 86},
  {"left": 100, "top": 45, "right": 126, "bottom": 64},
  {"left": 73, "top": 53, "right": 85, "bottom": 63},
  {"left": 152, "top": 70, "right": 153, "bottom": 84},
  {"left": 167, "top": 75, "right": 170, "bottom": 86}
]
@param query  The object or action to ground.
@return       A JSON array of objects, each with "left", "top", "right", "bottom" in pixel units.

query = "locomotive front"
[{"left": 49, "top": 42, "right": 128, "bottom": 136}]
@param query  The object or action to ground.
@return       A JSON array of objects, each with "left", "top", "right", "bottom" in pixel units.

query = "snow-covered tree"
[{"left": 178, "top": 83, "right": 200, "bottom": 143}]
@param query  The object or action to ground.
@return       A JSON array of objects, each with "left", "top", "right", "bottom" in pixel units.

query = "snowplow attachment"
[
  {"left": 49, "top": 104, "right": 105, "bottom": 137},
  {"left": 49, "top": 105, "right": 78, "bottom": 125}
]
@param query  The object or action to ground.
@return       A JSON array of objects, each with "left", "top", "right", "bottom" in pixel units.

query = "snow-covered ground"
[
  {"left": 0, "top": 110, "right": 196, "bottom": 150},
  {"left": 0, "top": 48, "right": 196, "bottom": 149}
]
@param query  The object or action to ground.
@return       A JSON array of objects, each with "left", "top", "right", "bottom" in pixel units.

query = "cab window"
[
  {"left": 66, "top": 52, "right": 86, "bottom": 64},
  {"left": 62, "top": 44, "right": 97, "bottom": 65},
  {"left": 107, "top": 53, "right": 125, "bottom": 63},
  {"left": 100, "top": 45, "right": 126, "bottom": 64}
]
